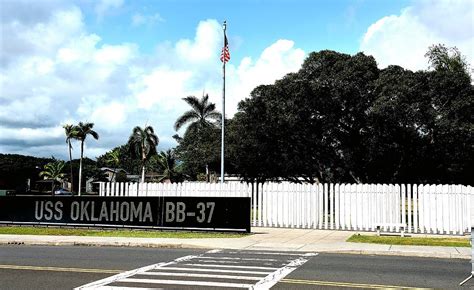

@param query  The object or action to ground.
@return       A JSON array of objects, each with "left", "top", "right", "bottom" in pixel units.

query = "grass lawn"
[
  {"left": 347, "top": 234, "right": 470, "bottom": 247},
  {"left": 0, "top": 226, "right": 248, "bottom": 239}
]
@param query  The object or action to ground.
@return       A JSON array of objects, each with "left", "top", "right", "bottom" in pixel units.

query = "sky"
[{"left": 0, "top": 0, "right": 473, "bottom": 161}]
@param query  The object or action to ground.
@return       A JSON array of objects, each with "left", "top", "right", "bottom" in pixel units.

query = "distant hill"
[{"left": 0, "top": 153, "right": 54, "bottom": 190}]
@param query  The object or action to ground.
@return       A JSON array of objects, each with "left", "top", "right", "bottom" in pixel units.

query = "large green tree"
[
  {"left": 75, "top": 122, "right": 99, "bottom": 195},
  {"left": 229, "top": 47, "right": 473, "bottom": 185},
  {"left": 231, "top": 50, "right": 379, "bottom": 183},
  {"left": 128, "top": 125, "right": 159, "bottom": 183}
]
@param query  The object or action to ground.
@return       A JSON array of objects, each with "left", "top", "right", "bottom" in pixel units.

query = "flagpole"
[{"left": 221, "top": 20, "right": 226, "bottom": 184}]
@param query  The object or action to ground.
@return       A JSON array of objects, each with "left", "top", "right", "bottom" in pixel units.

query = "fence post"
[
  {"left": 407, "top": 184, "right": 412, "bottom": 233},
  {"left": 334, "top": 183, "right": 340, "bottom": 230}
]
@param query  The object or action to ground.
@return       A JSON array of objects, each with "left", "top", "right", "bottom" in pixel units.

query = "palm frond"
[
  {"left": 203, "top": 102, "right": 216, "bottom": 115},
  {"left": 89, "top": 130, "right": 99, "bottom": 140},
  {"left": 128, "top": 125, "right": 159, "bottom": 161},
  {"left": 206, "top": 111, "right": 222, "bottom": 121},
  {"left": 183, "top": 96, "right": 203, "bottom": 113},
  {"left": 174, "top": 111, "right": 199, "bottom": 131}
]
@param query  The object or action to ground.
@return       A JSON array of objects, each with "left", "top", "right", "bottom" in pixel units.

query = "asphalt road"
[{"left": 0, "top": 245, "right": 471, "bottom": 289}]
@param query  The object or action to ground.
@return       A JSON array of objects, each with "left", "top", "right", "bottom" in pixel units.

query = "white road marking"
[
  {"left": 193, "top": 259, "right": 243, "bottom": 264},
  {"left": 150, "top": 266, "right": 272, "bottom": 275},
  {"left": 121, "top": 278, "right": 253, "bottom": 288},
  {"left": 251, "top": 254, "right": 318, "bottom": 289},
  {"left": 96, "top": 287, "right": 159, "bottom": 290},
  {"left": 199, "top": 256, "right": 282, "bottom": 262},
  {"left": 182, "top": 263, "right": 278, "bottom": 270},
  {"left": 206, "top": 249, "right": 222, "bottom": 254},
  {"left": 140, "top": 271, "right": 262, "bottom": 280},
  {"left": 75, "top": 255, "right": 197, "bottom": 290},
  {"left": 225, "top": 251, "right": 312, "bottom": 256},
  {"left": 76, "top": 249, "right": 317, "bottom": 289}
]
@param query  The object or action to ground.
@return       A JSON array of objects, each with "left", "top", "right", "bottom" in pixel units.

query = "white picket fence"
[
  {"left": 99, "top": 182, "right": 474, "bottom": 235},
  {"left": 99, "top": 182, "right": 250, "bottom": 197}
]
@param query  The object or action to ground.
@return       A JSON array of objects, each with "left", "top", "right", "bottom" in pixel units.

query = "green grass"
[
  {"left": 0, "top": 226, "right": 248, "bottom": 239},
  {"left": 347, "top": 234, "right": 470, "bottom": 247}
]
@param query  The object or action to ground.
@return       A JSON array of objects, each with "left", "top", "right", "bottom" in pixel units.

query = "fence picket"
[{"left": 96, "top": 181, "right": 472, "bottom": 235}]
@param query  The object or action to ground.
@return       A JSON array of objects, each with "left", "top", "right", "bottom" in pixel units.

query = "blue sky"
[
  {"left": 85, "top": 0, "right": 410, "bottom": 57},
  {"left": 0, "top": 0, "right": 472, "bottom": 160}
]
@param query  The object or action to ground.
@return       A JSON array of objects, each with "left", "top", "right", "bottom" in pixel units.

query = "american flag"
[{"left": 220, "top": 34, "right": 230, "bottom": 63}]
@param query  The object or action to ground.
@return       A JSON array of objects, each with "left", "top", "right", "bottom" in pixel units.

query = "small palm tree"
[
  {"left": 156, "top": 149, "right": 182, "bottom": 183},
  {"left": 105, "top": 148, "right": 120, "bottom": 182},
  {"left": 63, "top": 124, "right": 78, "bottom": 192},
  {"left": 174, "top": 94, "right": 221, "bottom": 135},
  {"left": 174, "top": 94, "right": 221, "bottom": 181},
  {"left": 40, "top": 160, "right": 66, "bottom": 195},
  {"left": 75, "top": 122, "right": 99, "bottom": 196},
  {"left": 39, "top": 160, "right": 66, "bottom": 181},
  {"left": 128, "top": 125, "right": 159, "bottom": 183}
]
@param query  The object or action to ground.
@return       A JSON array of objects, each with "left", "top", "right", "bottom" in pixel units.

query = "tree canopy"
[{"left": 228, "top": 46, "right": 473, "bottom": 185}]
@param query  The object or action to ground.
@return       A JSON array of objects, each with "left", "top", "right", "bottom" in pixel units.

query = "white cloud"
[
  {"left": 131, "top": 12, "right": 164, "bottom": 27},
  {"left": 132, "top": 67, "right": 194, "bottom": 109},
  {"left": 225, "top": 40, "right": 305, "bottom": 115},
  {"left": 1, "top": 6, "right": 306, "bottom": 160},
  {"left": 94, "top": 0, "right": 124, "bottom": 20},
  {"left": 360, "top": 0, "right": 473, "bottom": 70},
  {"left": 175, "top": 19, "right": 222, "bottom": 64}
]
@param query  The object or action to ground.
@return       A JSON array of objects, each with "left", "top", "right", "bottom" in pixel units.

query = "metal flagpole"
[{"left": 221, "top": 20, "right": 226, "bottom": 184}]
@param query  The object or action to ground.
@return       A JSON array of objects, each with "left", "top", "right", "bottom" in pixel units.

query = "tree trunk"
[
  {"left": 141, "top": 149, "right": 146, "bottom": 183},
  {"left": 78, "top": 141, "right": 84, "bottom": 196},
  {"left": 68, "top": 140, "right": 74, "bottom": 192}
]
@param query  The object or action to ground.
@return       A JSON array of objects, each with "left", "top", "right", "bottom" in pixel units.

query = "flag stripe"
[{"left": 220, "top": 34, "right": 230, "bottom": 63}]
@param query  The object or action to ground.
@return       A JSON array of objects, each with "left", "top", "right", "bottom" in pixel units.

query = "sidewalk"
[{"left": 0, "top": 227, "right": 470, "bottom": 260}]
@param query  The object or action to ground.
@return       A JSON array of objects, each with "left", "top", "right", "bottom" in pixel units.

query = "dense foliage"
[
  {"left": 229, "top": 46, "right": 472, "bottom": 185},
  {"left": 0, "top": 154, "right": 53, "bottom": 190}
]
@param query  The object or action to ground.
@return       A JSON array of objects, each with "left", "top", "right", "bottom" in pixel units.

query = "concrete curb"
[
  {"left": 0, "top": 239, "right": 469, "bottom": 260},
  {"left": 0, "top": 240, "right": 208, "bottom": 249},
  {"left": 318, "top": 250, "right": 470, "bottom": 260}
]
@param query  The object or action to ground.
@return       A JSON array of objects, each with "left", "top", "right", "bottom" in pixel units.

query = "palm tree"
[
  {"left": 155, "top": 149, "right": 182, "bottom": 183},
  {"left": 174, "top": 94, "right": 221, "bottom": 135},
  {"left": 75, "top": 122, "right": 99, "bottom": 196},
  {"left": 63, "top": 124, "right": 78, "bottom": 192},
  {"left": 105, "top": 148, "right": 120, "bottom": 182},
  {"left": 39, "top": 160, "right": 66, "bottom": 181},
  {"left": 128, "top": 125, "right": 159, "bottom": 183},
  {"left": 174, "top": 94, "right": 221, "bottom": 181}
]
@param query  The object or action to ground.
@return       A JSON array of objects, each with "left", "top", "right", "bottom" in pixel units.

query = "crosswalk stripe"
[
  {"left": 140, "top": 271, "right": 262, "bottom": 280},
  {"left": 198, "top": 256, "right": 283, "bottom": 262},
  {"left": 193, "top": 259, "right": 242, "bottom": 264},
  {"left": 120, "top": 278, "right": 253, "bottom": 288},
  {"left": 181, "top": 263, "right": 279, "bottom": 270},
  {"left": 252, "top": 254, "right": 317, "bottom": 289},
  {"left": 75, "top": 255, "right": 198, "bottom": 290},
  {"left": 95, "top": 287, "right": 158, "bottom": 290},
  {"left": 225, "top": 251, "right": 311, "bottom": 256},
  {"left": 150, "top": 266, "right": 272, "bottom": 275},
  {"left": 76, "top": 250, "right": 317, "bottom": 289}
]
